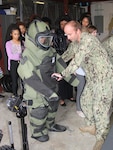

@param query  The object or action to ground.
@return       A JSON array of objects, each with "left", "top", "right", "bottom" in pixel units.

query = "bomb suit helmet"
[{"left": 27, "top": 19, "right": 53, "bottom": 50}]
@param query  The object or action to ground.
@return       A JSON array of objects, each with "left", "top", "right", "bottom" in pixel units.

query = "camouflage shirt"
[
  {"left": 61, "top": 42, "right": 78, "bottom": 62},
  {"left": 61, "top": 32, "right": 113, "bottom": 83}
]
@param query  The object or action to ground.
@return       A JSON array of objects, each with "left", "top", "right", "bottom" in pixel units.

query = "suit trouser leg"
[
  {"left": 28, "top": 95, "right": 58, "bottom": 138},
  {"left": 46, "top": 101, "right": 59, "bottom": 128}
]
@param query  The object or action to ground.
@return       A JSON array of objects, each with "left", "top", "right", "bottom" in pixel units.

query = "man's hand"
[{"left": 51, "top": 73, "right": 63, "bottom": 81}]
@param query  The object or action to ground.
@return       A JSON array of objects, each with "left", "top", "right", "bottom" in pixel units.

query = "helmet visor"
[{"left": 38, "top": 35, "right": 53, "bottom": 49}]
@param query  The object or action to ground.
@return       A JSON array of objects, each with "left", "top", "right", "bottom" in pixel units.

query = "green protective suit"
[{"left": 17, "top": 20, "right": 78, "bottom": 138}]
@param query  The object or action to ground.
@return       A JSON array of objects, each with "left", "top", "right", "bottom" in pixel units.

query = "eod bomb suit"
[{"left": 18, "top": 20, "right": 79, "bottom": 142}]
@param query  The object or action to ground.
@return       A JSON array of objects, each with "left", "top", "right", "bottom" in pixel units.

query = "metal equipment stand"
[{"left": 16, "top": 105, "right": 29, "bottom": 150}]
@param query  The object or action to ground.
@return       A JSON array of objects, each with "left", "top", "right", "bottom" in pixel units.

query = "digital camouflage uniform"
[
  {"left": 102, "top": 35, "right": 113, "bottom": 64},
  {"left": 61, "top": 32, "right": 113, "bottom": 141},
  {"left": 61, "top": 42, "right": 77, "bottom": 62},
  {"left": 17, "top": 20, "right": 78, "bottom": 139}
]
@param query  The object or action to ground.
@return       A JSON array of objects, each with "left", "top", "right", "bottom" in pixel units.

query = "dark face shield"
[{"left": 35, "top": 31, "right": 53, "bottom": 50}]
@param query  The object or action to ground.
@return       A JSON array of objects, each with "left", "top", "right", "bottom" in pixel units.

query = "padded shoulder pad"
[{"left": 18, "top": 58, "right": 34, "bottom": 80}]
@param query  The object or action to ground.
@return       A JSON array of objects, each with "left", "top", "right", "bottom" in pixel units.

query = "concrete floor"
[{"left": 0, "top": 91, "right": 99, "bottom": 150}]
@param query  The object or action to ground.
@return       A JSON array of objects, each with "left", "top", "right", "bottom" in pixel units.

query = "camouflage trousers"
[
  {"left": 81, "top": 79, "right": 113, "bottom": 140},
  {"left": 27, "top": 94, "right": 59, "bottom": 138}
]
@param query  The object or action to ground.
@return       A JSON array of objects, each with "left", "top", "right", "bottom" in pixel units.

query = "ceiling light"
[{"left": 33, "top": 1, "right": 45, "bottom": 5}]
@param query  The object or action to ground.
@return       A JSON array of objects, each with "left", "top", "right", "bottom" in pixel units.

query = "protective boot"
[
  {"left": 93, "top": 139, "right": 104, "bottom": 150},
  {"left": 31, "top": 134, "right": 49, "bottom": 142},
  {"left": 79, "top": 125, "right": 96, "bottom": 135},
  {"left": 49, "top": 124, "right": 67, "bottom": 132}
]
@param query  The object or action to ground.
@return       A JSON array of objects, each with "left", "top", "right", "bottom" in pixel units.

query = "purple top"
[{"left": 5, "top": 40, "right": 23, "bottom": 70}]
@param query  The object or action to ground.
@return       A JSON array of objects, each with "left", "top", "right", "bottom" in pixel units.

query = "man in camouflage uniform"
[{"left": 52, "top": 21, "right": 113, "bottom": 150}]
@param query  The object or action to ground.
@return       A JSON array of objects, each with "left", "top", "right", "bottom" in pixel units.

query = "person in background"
[
  {"left": 52, "top": 20, "right": 113, "bottom": 150},
  {"left": 17, "top": 22, "right": 26, "bottom": 95},
  {"left": 17, "top": 22, "right": 26, "bottom": 41},
  {"left": 53, "top": 15, "right": 74, "bottom": 106},
  {"left": 5, "top": 25, "right": 24, "bottom": 97},
  {"left": 79, "top": 15, "right": 92, "bottom": 32},
  {"left": 88, "top": 25, "right": 98, "bottom": 36},
  {"left": 78, "top": 12, "right": 91, "bottom": 22},
  {"left": 5, "top": 23, "right": 17, "bottom": 42}
]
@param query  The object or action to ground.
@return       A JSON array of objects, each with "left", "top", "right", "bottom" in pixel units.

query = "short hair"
[
  {"left": 67, "top": 20, "right": 82, "bottom": 31},
  {"left": 88, "top": 25, "right": 97, "bottom": 33}
]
